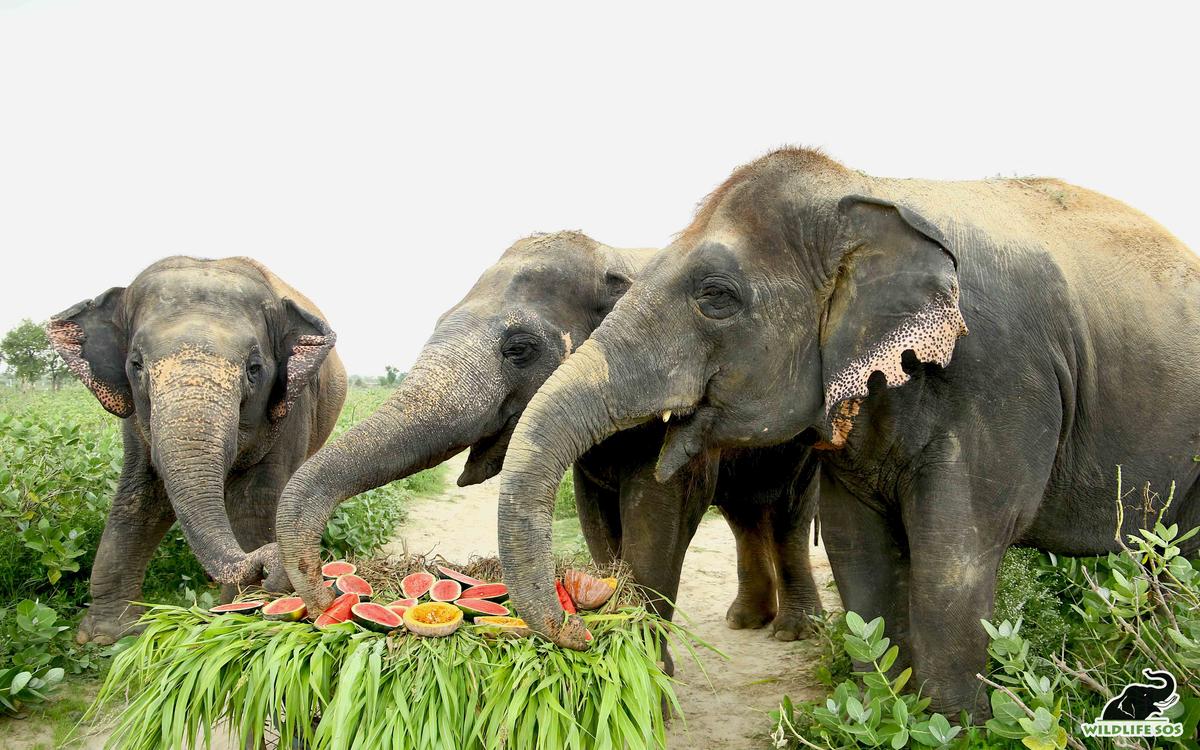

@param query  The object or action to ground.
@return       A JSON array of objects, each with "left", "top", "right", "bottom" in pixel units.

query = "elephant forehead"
[{"left": 148, "top": 345, "right": 241, "bottom": 390}]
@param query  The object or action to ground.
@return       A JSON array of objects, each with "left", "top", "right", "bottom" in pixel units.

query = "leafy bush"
[
  {"left": 772, "top": 515, "right": 1200, "bottom": 749},
  {"left": 555, "top": 470, "right": 576, "bottom": 519}
]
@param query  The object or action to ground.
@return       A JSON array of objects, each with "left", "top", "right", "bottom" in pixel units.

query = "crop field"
[{"left": 0, "top": 385, "right": 446, "bottom": 748}]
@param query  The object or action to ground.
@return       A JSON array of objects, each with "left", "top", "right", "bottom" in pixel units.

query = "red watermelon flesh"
[
  {"left": 321, "top": 561, "right": 356, "bottom": 580},
  {"left": 386, "top": 598, "right": 418, "bottom": 617},
  {"left": 262, "top": 596, "right": 307, "bottom": 622},
  {"left": 459, "top": 583, "right": 507, "bottom": 600},
  {"left": 314, "top": 593, "right": 359, "bottom": 628},
  {"left": 351, "top": 602, "right": 403, "bottom": 633},
  {"left": 436, "top": 565, "right": 484, "bottom": 586},
  {"left": 429, "top": 579, "right": 462, "bottom": 602},
  {"left": 210, "top": 601, "right": 265, "bottom": 615},
  {"left": 401, "top": 572, "right": 436, "bottom": 599},
  {"left": 456, "top": 598, "right": 510, "bottom": 617},
  {"left": 323, "top": 579, "right": 335, "bottom": 588},
  {"left": 333, "top": 573, "right": 373, "bottom": 599}
]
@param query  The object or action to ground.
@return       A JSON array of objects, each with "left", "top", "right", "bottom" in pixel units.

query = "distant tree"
[
  {"left": 349, "top": 374, "right": 365, "bottom": 388},
  {"left": 380, "top": 365, "right": 400, "bottom": 386},
  {"left": 1, "top": 319, "right": 62, "bottom": 387}
]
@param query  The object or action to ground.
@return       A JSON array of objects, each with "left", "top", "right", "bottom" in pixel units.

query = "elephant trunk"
[
  {"left": 150, "top": 352, "right": 270, "bottom": 586},
  {"left": 1144, "top": 669, "right": 1177, "bottom": 703},
  {"left": 498, "top": 295, "right": 705, "bottom": 648},
  {"left": 277, "top": 334, "right": 505, "bottom": 614},
  {"left": 498, "top": 343, "right": 620, "bottom": 648}
]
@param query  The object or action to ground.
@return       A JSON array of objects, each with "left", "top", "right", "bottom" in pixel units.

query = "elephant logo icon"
[{"left": 1081, "top": 669, "right": 1184, "bottom": 739}]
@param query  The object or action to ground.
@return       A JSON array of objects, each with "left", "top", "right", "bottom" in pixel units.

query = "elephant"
[
  {"left": 274, "top": 232, "right": 822, "bottom": 671},
  {"left": 495, "top": 147, "right": 1200, "bottom": 716},
  {"left": 1100, "top": 669, "right": 1178, "bottom": 721},
  {"left": 48, "top": 256, "right": 346, "bottom": 644}
]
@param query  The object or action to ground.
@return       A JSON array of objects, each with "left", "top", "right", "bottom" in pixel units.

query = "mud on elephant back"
[{"left": 48, "top": 256, "right": 346, "bottom": 645}]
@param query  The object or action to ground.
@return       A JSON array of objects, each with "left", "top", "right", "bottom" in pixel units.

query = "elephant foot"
[
  {"left": 767, "top": 609, "right": 818, "bottom": 641},
  {"left": 724, "top": 596, "right": 776, "bottom": 630},
  {"left": 76, "top": 605, "right": 145, "bottom": 646}
]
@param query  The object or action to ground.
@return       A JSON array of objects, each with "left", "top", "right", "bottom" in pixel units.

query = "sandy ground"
[{"left": 389, "top": 453, "right": 838, "bottom": 750}]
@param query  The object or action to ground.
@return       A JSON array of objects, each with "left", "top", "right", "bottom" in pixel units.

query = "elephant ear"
[
  {"left": 270, "top": 298, "right": 337, "bottom": 422},
  {"left": 47, "top": 288, "right": 133, "bottom": 418},
  {"left": 819, "top": 195, "right": 968, "bottom": 446}
]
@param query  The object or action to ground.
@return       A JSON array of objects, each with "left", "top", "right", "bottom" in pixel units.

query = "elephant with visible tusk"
[
  {"left": 275, "top": 232, "right": 823, "bottom": 672},
  {"left": 49, "top": 257, "right": 346, "bottom": 645},
  {"left": 495, "top": 148, "right": 1200, "bottom": 717}
]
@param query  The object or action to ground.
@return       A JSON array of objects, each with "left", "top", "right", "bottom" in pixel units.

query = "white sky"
[{"left": 2, "top": 2, "right": 1197, "bottom": 375}]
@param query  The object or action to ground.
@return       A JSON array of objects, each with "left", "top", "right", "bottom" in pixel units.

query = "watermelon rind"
[
  {"left": 321, "top": 561, "right": 357, "bottom": 580},
  {"left": 333, "top": 573, "right": 373, "bottom": 599},
  {"left": 429, "top": 579, "right": 462, "bottom": 602},
  {"left": 262, "top": 596, "right": 307, "bottom": 622},
  {"left": 436, "top": 565, "right": 484, "bottom": 586},
  {"left": 351, "top": 602, "right": 403, "bottom": 633},
  {"left": 456, "top": 598, "right": 510, "bottom": 617},
  {"left": 459, "top": 583, "right": 508, "bottom": 600},
  {"left": 401, "top": 572, "right": 436, "bottom": 600},
  {"left": 210, "top": 601, "right": 265, "bottom": 615}
]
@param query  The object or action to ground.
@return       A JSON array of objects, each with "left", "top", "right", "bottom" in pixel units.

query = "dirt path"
[{"left": 390, "top": 453, "right": 838, "bottom": 750}]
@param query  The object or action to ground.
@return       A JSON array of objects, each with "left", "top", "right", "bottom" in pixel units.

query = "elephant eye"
[
  {"left": 128, "top": 355, "right": 144, "bottom": 373},
  {"left": 246, "top": 360, "right": 264, "bottom": 384},
  {"left": 502, "top": 334, "right": 541, "bottom": 368},
  {"left": 695, "top": 275, "right": 743, "bottom": 320}
]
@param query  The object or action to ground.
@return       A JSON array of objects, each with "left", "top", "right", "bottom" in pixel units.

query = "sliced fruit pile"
[{"left": 208, "top": 560, "right": 587, "bottom": 639}]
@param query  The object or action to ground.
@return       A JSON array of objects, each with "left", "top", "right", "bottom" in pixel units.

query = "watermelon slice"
[
  {"left": 262, "top": 596, "right": 307, "bottom": 622},
  {"left": 401, "top": 571, "right": 436, "bottom": 599},
  {"left": 351, "top": 602, "right": 403, "bottom": 633},
  {"left": 314, "top": 593, "right": 359, "bottom": 628},
  {"left": 429, "top": 579, "right": 461, "bottom": 602},
  {"left": 385, "top": 598, "right": 418, "bottom": 617},
  {"left": 459, "top": 583, "right": 507, "bottom": 600},
  {"left": 333, "top": 573, "right": 373, "bottom": 599},
  {"left": 456, "top": 598, "right": 510, "bottom": 617},
  {"left": 436, "top": 565, "right": 484, "bottom": 586},
  {"left": 210, "top": 601, "right": 265, "bottom": 615},
  {"left": 321, "top": 560, "right": 356, "bottom": 580}
]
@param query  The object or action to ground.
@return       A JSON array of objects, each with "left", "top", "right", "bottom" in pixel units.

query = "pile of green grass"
[{"left": 86, "top": 561, "right": 714, "bottom": 750}]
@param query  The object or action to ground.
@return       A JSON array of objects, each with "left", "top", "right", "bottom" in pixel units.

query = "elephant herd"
[{"left": 50, "top": 147, "right": 1200, "bottom": 718}]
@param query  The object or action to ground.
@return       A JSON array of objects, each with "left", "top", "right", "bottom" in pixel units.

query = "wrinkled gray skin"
[
  {"left": 49, "top": 257, "right": 346, "bottom": 645},
  {"left": 275, "top": 233, "right": 821, "bottom": 665},
  {"left": 497, "top": 148, "right": 1200, "bottom": 716}
]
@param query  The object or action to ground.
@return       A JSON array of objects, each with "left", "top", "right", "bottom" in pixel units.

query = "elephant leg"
[
  {"left": 80, "top": 455, "right": 174, "bottom": 645},
  {"left": 618, "top": 463, "right": 710, "bottom": 677},
  {"left": 767, "top": 477, "right": 822, "bottom": 641},
  {"left": 573, "top": 466, "right": 621, "bottom": 567},
  {"left": 820, "top": 466, "right": 911, "bottom": 672},
  {"left": 716, "top": 502, "right": 777, "bottom": 630},
  {"left": 904, "top": 469, "right": 1011, "bottom": 719}
]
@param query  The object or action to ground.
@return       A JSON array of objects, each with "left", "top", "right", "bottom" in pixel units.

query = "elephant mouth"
[{"left": 458, "top": 414, "right": 519, "bottom": 486}]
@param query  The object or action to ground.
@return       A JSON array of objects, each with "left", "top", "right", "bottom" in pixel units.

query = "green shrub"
[
  {"left": 555, "top": 470, "right": 576, "bottom": 520},
  {"left": 772, "top": 516, "right": 1200, "bottom": 749}
]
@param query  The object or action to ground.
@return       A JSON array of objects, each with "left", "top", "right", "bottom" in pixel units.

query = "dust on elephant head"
[
  {"left": 49, "top": 257, "right": 340, "bottom": 593},
  {"left": 275, "top": 232, "right": 651, "bottom": 614}
]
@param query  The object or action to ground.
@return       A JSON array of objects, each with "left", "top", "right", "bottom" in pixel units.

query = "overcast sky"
[{"left": 2, "top": 2, "right": 1196, "bottom": 375}]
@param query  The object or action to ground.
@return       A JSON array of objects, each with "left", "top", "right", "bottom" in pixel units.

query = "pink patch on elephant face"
[
  {"left": 46, "top": 319, "right": 133, "bottom": 417},
  {"left": 270, "top": 333, "right": 336, "bottom": 421},
  {"left": 822, "top": 281, "right": 968, "bottom": 447}
]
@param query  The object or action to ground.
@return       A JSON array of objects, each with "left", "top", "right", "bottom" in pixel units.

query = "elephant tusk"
[{"left": 662, "top": 410, "right": 672, "bottom": 422}]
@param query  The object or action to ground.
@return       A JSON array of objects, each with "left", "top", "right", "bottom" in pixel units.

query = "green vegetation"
[
  {"left": 90, "top": 599, "right": 708, "bottom": 750},
  {"left": 772, "top": 514, "right": 1200, "bottom": 749},
  {"left": 0, "top": 320, "right": 67, "bottom": 388},
  {"left": 0, "top": 384, "right": 444, "bottom": 720}
]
